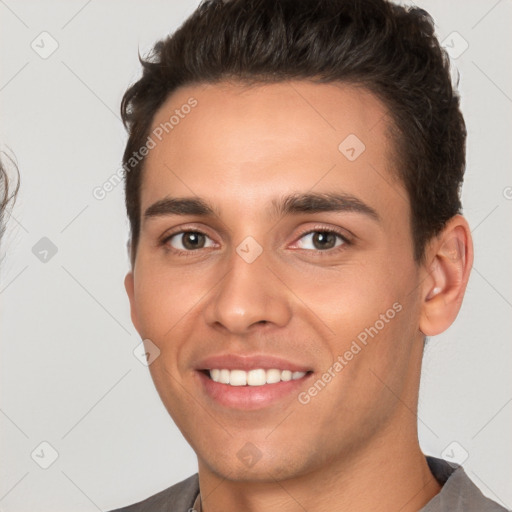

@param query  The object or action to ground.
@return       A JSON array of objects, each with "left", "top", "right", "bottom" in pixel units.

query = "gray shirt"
[{"left": 110, "top": 456, "right": 509, "bottom": 511}]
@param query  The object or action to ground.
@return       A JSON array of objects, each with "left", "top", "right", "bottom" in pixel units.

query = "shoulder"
[
  {"left": 424, "top": 457, "right": 510, "bottom": 512},
  {"left": 442, "top": 467, "right": 509, "bottom": 511},
  {"left": 108, "top": 473, "right": 199, "bottom": 512}
]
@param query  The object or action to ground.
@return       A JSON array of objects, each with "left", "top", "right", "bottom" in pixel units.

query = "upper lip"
[{"left": 195, "top": 353, "right": 312, "bottom": 372}]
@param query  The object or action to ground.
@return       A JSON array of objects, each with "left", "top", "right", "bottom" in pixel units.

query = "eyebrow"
[
  {"left": 143, "top": 192, "right": 379, "bottom": 222},
  {"left": 270, "top": 192, "right": 379, "bottom": 221}
]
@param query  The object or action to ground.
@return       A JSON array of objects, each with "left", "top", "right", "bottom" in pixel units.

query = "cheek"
[
  {"left": 287, "top": 260, "right": 409, "bottom": 338},
  {"left": 285, "top": 255, "right": 419, "bottom": 392},
  {"left": 133, "top": 260, "right": 204, "bottom": 338}
]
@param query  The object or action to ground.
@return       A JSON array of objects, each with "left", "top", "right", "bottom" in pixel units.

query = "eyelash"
[{"left": 160, "top": 225, "right": 352, "bottom": 257}]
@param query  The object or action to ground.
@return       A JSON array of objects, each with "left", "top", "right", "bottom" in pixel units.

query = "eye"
[
  {"left": 294, "top": 230, "right": 348, "bottom": 251},
  {"left": 165, "top": 231, "right": 216, "bottom": 251}
]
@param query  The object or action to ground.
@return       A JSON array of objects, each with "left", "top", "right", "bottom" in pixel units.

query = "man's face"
[{"left": 126, "top": 81, "right": 426, "bottom": 481}]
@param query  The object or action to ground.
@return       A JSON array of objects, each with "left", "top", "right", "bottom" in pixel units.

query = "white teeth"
[
  {"left": 247, "top": 369, "right": 267, "bottom": 386},
  {"left": 229, "top": 369, "right": 247, "bottom": 386},
  {"left": 266, "top": 368, "right": 281, "bottom": 384},
  {"left": 219, "top": 369, "right": 230, "bottom": 384},
  {"left": 281, "top": 370, "right": 292, "bottom": 381},
  {"left": 208, "top": 368, "right": 308, "bottom": 386}
]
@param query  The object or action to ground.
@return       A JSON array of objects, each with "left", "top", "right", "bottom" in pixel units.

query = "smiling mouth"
[{"left": 200, "top": 368, "right": 313, "bottom": 386}]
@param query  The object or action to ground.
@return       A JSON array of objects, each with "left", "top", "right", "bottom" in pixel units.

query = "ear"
[
  {"left": 124, "top": 271, "right": 141, "bottom": 335},
  {"left": 419, "top": 215, "right": 473, "bottom": 336}
]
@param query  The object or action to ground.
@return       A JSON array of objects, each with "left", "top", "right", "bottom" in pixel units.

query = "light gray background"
[{"left": 0, "top": 1, "right": 511, "bottom": 511}]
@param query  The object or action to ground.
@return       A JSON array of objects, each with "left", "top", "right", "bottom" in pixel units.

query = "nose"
[{"left": 203, "top": 246, "right": 292, "bottom": 335}]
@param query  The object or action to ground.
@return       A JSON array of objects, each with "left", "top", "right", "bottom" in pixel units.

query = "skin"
[{"left": 125, "top": 81, "right": 473, "bottom": 512}]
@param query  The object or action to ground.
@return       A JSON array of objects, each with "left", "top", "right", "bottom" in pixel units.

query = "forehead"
[
  {"left": 141, "top": 80, "right": 403, "bottom": 216},
  {"left": 149, "top": 80, "right": 391, "bottom": 155}
]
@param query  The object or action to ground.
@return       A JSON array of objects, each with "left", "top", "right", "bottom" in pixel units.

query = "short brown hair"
[{"left": 121, "top": 0, "right": 466, "bottom": 263}]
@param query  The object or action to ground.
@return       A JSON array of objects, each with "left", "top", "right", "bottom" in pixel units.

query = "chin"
[{"left": 199, "top": 445, "right": 316, "bottom": 483}]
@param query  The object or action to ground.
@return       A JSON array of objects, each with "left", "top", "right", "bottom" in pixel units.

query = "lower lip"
[{"left": 196, "top": 371, "right": 312, "bottom": 410}]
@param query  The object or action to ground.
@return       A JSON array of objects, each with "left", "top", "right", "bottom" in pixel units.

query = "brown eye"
[
  {"left": 167, "top": 231, "right": 214, "bottom": 251},
  {"left": 295, "top": 230, "right": 346, "bottom": 251}
]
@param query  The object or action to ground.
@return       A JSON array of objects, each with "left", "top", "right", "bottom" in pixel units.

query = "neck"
[{"left": 197, "top": 419, "right": 441, "bottom": 512}]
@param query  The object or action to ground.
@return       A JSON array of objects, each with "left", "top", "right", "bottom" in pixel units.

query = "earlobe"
[
  {"left": 419, "top": 215, "right": 473, "bottom": 336},
  {"left": 124, "top": 272, "right": 141, "bottom": 334}
]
